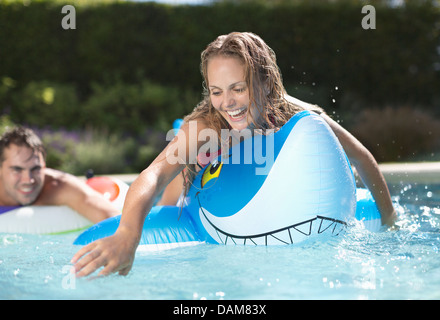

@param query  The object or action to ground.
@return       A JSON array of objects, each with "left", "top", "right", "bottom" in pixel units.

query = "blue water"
[{"left": 1, "top": 182, "right": 439, "bottom": 300}]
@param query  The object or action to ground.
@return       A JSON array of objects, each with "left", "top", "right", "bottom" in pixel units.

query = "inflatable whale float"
[{"left": 74, "top": 110, "right": 382, "bottom": 249}]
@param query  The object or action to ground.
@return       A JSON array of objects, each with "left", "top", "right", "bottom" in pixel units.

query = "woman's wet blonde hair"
[
  {"left": 185, "top": 32, "right": 322, "bottom": 130},
  {"left": 181, "top": 32, "right": 323, "bottom": 194}
]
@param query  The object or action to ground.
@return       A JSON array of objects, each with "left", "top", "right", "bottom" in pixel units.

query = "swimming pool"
[{"left": 1, "top": 181, "right": 439, "bottom": 300}]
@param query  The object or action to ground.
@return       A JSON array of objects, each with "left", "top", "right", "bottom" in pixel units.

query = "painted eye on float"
[{"left": 201, "top": 160, "right": 223, "bottom": 188}]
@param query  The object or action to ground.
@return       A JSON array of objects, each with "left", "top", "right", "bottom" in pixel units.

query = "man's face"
[{"left": 0, "top": 144, "right": 46, "bottom": 205}]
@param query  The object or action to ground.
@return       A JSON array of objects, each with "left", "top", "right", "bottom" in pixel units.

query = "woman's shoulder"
[{"left": 285, "top": 94, "right": 324, "bottom": 115}]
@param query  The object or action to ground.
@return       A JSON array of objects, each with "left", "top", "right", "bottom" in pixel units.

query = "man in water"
[{"left": 0, "top": 126, "right": 119, "bottom": 223}]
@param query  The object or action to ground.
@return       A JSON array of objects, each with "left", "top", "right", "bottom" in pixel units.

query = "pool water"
[{"left": 1, "top": 182, "right": 439, "bottom": 300}]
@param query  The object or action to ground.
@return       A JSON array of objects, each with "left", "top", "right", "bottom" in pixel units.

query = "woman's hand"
[
  {"left": 381, "top": 208, "right": 397, "bottom": 228},
  {"left": 71, "top": 226, "right": 139, "bottom": 277}
]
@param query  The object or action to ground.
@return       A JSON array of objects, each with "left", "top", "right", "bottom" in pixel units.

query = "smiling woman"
[
  {"left": 74, "top": 110, "right": 383, "bottom": 248},
  {"left": 72, "top": 32, "right": 395, "bottom": 277}
]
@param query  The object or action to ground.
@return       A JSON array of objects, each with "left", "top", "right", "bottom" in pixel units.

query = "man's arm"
[{"left": 38, "top": 169, "right": 120, "bottom": 223}]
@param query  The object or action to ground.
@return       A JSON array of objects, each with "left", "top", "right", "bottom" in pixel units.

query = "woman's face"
[{"left": 207, "top": 55, "right": 261, "bottom": 131}]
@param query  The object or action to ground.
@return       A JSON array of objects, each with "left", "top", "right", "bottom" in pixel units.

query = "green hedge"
[
  {"left": 2, "top": 1, "right": 439, "bottom": 111},
  {"left": 2, "top": 77, "right": 200, "bottom": 133},
  {"left": 1, "top": 0, "right": 440, "bottom": 165}
]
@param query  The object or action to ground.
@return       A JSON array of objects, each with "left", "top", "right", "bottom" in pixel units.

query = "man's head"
[{"left": 0, "top": 127, "right": 46, "bottom": 205}]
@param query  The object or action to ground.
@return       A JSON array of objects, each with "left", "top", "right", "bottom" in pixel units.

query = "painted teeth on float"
[
  {"left": 74, "top": 111, "right": 382, "bottom": 249},
  {"left": 190, "top": 110, "right": 379, "bottom": 245}
]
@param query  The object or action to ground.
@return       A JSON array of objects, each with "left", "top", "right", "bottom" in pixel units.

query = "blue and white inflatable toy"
[{"left": 74, "top": 110, "right": 382, "bottom": 249}]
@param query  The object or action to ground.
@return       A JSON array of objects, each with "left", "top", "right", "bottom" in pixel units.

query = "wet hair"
[
  {"left": 0, "top": 126, "right": 46, "bottom": 164},
  {"left": 186, "top": 32, "right": 323, "bottom": 129}
]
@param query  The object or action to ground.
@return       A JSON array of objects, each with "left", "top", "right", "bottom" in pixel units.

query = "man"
[{"left": 0, "top": 126, "right": 119, "bottom": 223}]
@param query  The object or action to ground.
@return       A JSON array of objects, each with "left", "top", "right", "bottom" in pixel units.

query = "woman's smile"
[{"left": 225, "top": 106, "right": 248, "bottom": 121}]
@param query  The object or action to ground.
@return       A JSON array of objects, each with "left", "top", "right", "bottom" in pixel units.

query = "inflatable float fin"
[
  {"left": 73, "top": 206, "right": 202, "bottom": 247},
  {"left": 355, "top": 188, "right": 383, "bottom": 232}
]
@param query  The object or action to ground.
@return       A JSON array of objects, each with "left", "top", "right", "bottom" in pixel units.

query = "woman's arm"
[
  {"left": 321, "top": 113, "right": 397, "bottom": 227},
  {"left": 71, "top": 151, "right": 182, "bottom": 277},
  {"left": 71, "top": 120, "right": 204, "bottom": 277},
  {"left": 156, "top": 173, "right": 184, "bottom": 206}
]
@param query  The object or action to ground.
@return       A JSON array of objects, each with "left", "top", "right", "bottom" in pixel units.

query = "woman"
[{"left": 72, "top": 32, "right": 396, "bottom": 277}]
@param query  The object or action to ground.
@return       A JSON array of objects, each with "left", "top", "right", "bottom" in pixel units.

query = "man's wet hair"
[{"left": 0, "top": 126, "right": 46, "bottom": 164}]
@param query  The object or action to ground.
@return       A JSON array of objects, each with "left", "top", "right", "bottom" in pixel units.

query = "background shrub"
[
  {"left": 1, "top": 0, "right": 439, "bottom": 173},
  {"left": 349, "top": 107, "right": 440, "bottom": 162},
  {"left": 1, "top": 0, "right": 439, "bottom": 119},
  {"left": 41, "top": 128, "right": 166, "bottom": 175},
  {"left": 0, "top": 116, "right": 166, "bottom": 175},
  {"left": 81, "top": 80, "right": 199, "bottom": 134},
  {"left": 9, "top": 81, "right": 80, "bottom": 129}
]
